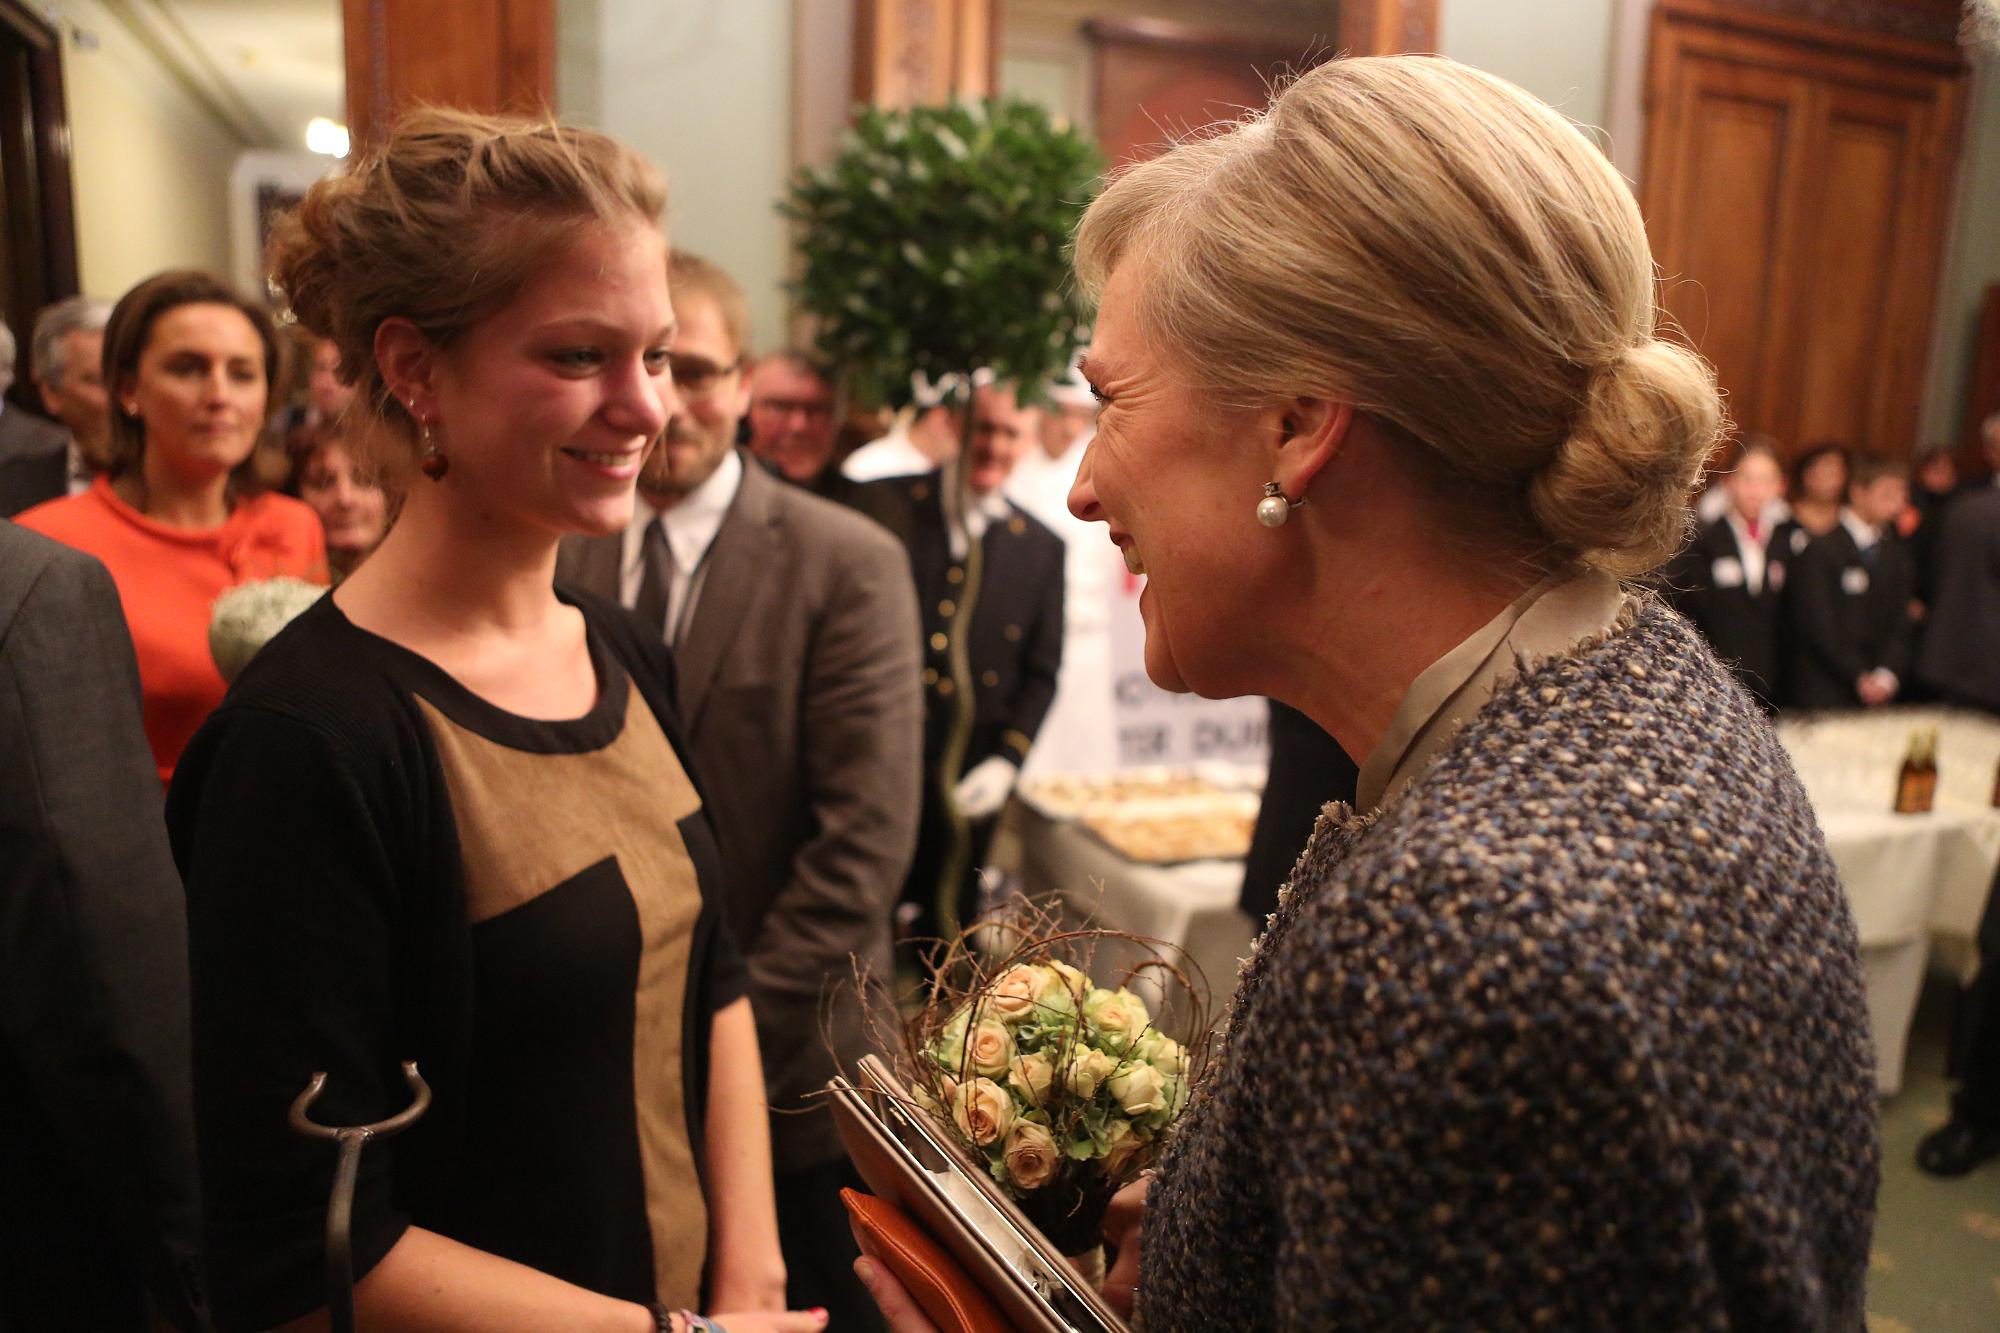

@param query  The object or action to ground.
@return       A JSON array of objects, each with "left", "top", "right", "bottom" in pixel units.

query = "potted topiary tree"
[{"left": 783, "top": 98, "right": 1103, "bottom": 938}]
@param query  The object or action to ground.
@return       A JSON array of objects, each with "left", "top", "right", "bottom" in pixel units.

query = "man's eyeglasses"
[
  {"left": 751, "top": 396, "right": 835, "bottom": 423},
  {"left": 668, "top": 353, "right": 742, "bottom": 397}
]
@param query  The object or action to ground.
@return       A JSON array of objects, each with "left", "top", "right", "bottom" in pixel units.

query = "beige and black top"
[{"left": 169, "top": 590, "right": 745, "bottom": 1330}]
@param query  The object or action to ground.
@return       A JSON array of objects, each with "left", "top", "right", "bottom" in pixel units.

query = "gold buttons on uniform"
[
  {"left": 922, "top": 668, "right": 939, "bottom": 686},
  {"left": 929, "top": 632, "right": 949, "bottom": 652},
  {"left": 1008, "top": 516, "right": 1026, "bottom": 535},
  {"left": 912, "top": 482, "right": 931, "bottom": 501},
  {"left": 936, "top": 678, "right": 955, "bottom": 696},
  {"left": 981, "top": 671, "right": 999, "bottom": 688},
  {"left": 946, "top": 566, "right": 965, "bottom": 585},
  {"left": 1003, "top": 624, "right": 1022, "bottom": 642},
  {"left": 938, "top": 599, "right": 956, "bottom": 617}
]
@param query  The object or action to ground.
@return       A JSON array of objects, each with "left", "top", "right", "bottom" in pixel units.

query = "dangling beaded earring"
[
  {"left": 1256, "top": 481, "right": 1306, "bottom": 528},
  {"left": 415, "top": 404, "right": 449, "bottom": 481}
]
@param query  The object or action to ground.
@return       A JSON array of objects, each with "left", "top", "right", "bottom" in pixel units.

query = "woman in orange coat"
[{"left": 19, "top": 271, "right": 325, "bottom": 783}]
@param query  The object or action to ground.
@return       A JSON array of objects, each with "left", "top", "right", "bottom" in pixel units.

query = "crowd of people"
[
  {"left": 1665, "top": 429, "right": 2000, "bottom": 717},
  {"left": 0, "top": 49, "right": 1988, "bottom": 1333}
]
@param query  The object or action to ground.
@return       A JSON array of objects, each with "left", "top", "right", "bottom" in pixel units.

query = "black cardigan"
[{"left": 167, "top": 589, "right": 745, "bottom": 1329}]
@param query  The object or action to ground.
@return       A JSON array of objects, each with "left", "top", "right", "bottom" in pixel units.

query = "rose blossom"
[
  {"left": 1108, "top": 1060, "right": 1168, "bottom": 1116},
  {"left": 1083, "top": 987, "right": 1151, "bottom": 1053},
  {"left": 986, "top": 965, "right": 1050, "bottom": 1023},
  {"left": 1009, "top": 1051, "right": 1055, "bottom": 1105},
  {"left": 952, "top": 1077, "right": 1014, "bottom": 1146},
  {"left": 1100, "top": 1118, "right": 1151, "bottom": 1177},
  {"left": 1065, "top": 1047, "right": 1118, "bottom": 1099},
  {"left": 966, "top": 1018, "right": 1015, "bottom": 1076},
  {"left": 1003, "top": 1120, "right": 1060, "bottom": 1190}
]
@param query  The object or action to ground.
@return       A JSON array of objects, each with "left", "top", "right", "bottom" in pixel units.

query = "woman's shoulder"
[
  {"left": 209, "top": 596, "right": 430, "bottom": 760},
  {"left": 235, "top": 489, "right": 329, "bottom": 552}
]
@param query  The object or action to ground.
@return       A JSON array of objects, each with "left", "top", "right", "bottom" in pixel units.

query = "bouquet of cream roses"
[{"left": 904, "top": 940, "right": 1202, "bottom": 1257}]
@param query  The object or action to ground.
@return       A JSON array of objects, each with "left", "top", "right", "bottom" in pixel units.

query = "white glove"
[{"left": 953, "top": 756, "right": 1019, "bottom": 821}]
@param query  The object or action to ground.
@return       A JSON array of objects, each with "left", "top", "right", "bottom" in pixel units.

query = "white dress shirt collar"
[
  {"left": 1839, "top": 507, "right": 1881, "bottom": 552},
  {"left": 620, "top": 447, "right": 744, "bottom": 606}
]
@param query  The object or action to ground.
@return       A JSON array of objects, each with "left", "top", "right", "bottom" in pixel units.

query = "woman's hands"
[
  {"left": 699, "top": 1311, "right": 828, "bottom": 1333},
  {"left": 850, "top": 1253, "right": 940, "bottom": 1333},
  {"left": 707, "top": 1252, "right": 790, "bottom": 1315},
  {"left": 1102, "top": 1175, "right": 1151, "bottom": 1318}
]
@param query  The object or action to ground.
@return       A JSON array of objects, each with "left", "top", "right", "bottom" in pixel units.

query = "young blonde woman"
[
  {"left": 858, "top": 55, "right": 1876, "bottom": 1332},
  {"left": 168, "top": 109, "right": 824, "bottom": 1333}
]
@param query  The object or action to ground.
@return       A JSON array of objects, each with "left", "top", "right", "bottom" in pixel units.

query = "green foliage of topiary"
[{"left": 781, "top": 99, "right": 1104, "bottom": 411}]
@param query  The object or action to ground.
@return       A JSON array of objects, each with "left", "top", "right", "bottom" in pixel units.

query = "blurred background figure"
[
  {"left": 746, "top": 350, "right": 843, "bottom": 498},
  {"left": 14, "top": 271, "right": 326, "bottom": 783},
  {"left": 850, "top": 380, "right": 1063, "bottom": 956},
  {"left": 289, "top": 426, "right": 389, "bottom": 580},
  {"left": 1788, "top": 453, "right": 1915, "bottom": 709},
  {"left": 1005, "top": 364, "right": 1120, "bottom": 778},
  {"left": 1777, "top": 442, "right": 1850, "bottom": 557},
  {"left": 1665, "top": 437, "right": 1792, "bottom": 709},
  {"left": 0, "top": 314, "right": 72, "bottom": 516},
  {"left": 303, "top": 334, "right": 355, "bottom": 427},
  {"left": 1915, "top": 414, "right": 2000, "bottom": 715},
  {"left": 28, "top": 296, "right": 114, "bottom": 492},
  {"left": 841, "top": 376, "right": 966, "bottom": 483}
]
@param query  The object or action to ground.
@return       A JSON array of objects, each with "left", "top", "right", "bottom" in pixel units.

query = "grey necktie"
[{"left": 633, "top": 517, "right": 673, "bottom": 640}]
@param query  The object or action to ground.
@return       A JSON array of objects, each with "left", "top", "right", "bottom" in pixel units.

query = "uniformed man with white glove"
[{"left": 849, "top": 381, "right": 1065, "bottom": 959}]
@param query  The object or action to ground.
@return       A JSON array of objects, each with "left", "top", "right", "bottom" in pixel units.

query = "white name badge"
[
  {"left": 1768, "top": 563, "right": 1785, "bottom": 593},
  {"left": 1791, "top": 529, "right": 1810, "bottom": 555},
  {"left": 1711, "top": 556, "right": 1745, "bottom": 589},
  {"left": 1842, "top": 566, "right": 1871, "bottom": 596}
]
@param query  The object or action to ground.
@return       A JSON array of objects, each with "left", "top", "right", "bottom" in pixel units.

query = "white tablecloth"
[
  {"left": 1776, "top": 708, "right": 2000, "bottom": 1094},
  {"left": 1011, "top": 803, "right": 1252, "bottom": 1039}
]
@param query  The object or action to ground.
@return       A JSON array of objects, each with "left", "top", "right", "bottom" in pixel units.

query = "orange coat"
[{"left": 17, "top": 477, "right": 327, "bottom": 783}]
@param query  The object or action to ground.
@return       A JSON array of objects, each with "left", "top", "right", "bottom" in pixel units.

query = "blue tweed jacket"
[{"left": 1141, "top": 597, "right": 1878, "bottom": 1331}]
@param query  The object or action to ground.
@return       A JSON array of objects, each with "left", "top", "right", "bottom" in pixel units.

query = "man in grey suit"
[
  {"left": 0, "top": 314, "right": 73, "bottom": 517},
  {"left": 1, "top": 520, "right": 205, "bottom": 1328},
  {"left": 1917, "top": 413, "right": 2000, "bottom": 714},
  {"left": 557, "top": 253, "right": 921, "bottom": 1329}
]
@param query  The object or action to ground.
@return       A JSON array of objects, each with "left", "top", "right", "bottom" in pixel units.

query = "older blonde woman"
[{"left": 855, "top": 56, "right": 1877, "bottom": 1331}]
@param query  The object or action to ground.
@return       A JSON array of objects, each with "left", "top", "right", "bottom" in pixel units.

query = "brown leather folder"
[{"left": 829, "top": 1055, "right": 1130, "bottom": 1333}]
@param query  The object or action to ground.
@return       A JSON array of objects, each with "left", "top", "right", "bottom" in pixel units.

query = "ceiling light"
[{"left": 305, "top": 117, "right": 349, "bottom": 158}]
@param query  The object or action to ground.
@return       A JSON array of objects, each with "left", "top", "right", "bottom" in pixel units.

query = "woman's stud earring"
[{"left": 1257, "top": 481, "right": 1304, "bottom": 528}]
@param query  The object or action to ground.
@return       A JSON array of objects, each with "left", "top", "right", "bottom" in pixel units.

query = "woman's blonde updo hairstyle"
[
  {"left": 268, "top": 105, "right": 666, "bottom": 475},
  {"left": 1073, "top": 56, "right": 1724, "bottom": 577}
]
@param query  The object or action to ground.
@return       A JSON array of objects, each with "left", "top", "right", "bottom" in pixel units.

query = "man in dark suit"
[
  {"left": 1787, "top": 454, "right": 1917, "bottom": 710},
  {"left": 1240, "top": 701, "right": 1358, "bottom": 928},
  {"left": 0, "top": 315, "right": 72, "bottom": 517},
  {"left": 0, "top": 520, "right": 204, "bottom": 1329},
  {"left": 1665, "top": 439, "right": 1792, "bottom": 708},
  {"left": 1916, "top": 415, "right": 2000, "bottom": 714},
  {"left": 849, "top": 381, "right": 1066, "bottom": 952},
  {"left": 556, "top": 253, "right": 921, "bottom": 1329}
]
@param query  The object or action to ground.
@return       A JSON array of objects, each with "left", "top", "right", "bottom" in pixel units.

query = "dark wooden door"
[
  {"left": 1641, "top": 0, "right": 1966, "bottom": 462},
  {"left": 0, "top": 0, "right": 78, "bottom": 414}
]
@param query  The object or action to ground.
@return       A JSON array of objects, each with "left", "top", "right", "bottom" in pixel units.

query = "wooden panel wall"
[
  {"left": 342, "top": 0, "right": 555, "bottom": 149},
  {"left": 1640, "top": 0, "right": 1965, "bottom": 461},
  {"left": 853, "top": 0, "right": 999, "bottom": 108}
]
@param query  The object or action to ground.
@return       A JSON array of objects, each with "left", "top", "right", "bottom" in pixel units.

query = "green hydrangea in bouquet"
[{"left": 897, "top": 915, "right": 1208, "bottom": 1259}]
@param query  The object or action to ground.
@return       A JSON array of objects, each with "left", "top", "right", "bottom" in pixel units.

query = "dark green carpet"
[{"left": 1866, "top": 976, "right": 2000, "bottom": 1332}]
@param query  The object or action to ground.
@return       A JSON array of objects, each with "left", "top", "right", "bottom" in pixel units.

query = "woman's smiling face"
[{"left": 1069, "top": 255, "right": 1276, "bottom": 698}]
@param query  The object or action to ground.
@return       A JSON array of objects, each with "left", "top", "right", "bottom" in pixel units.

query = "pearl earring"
[{"left": 1256, "top": 481, "right": 1306, "bottom": 528}]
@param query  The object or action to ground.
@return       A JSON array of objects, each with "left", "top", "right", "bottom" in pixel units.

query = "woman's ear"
[
  {"left": 374, "top": 317, "right": 435, "bottom": 418},
  {"left": 1274, "top": 397, "right": 1353, "bottom": 499}
]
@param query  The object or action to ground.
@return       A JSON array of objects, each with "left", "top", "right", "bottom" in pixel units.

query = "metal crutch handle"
[{"left": 288, "top": 1062, "right": 432, "bottom": 1333}]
